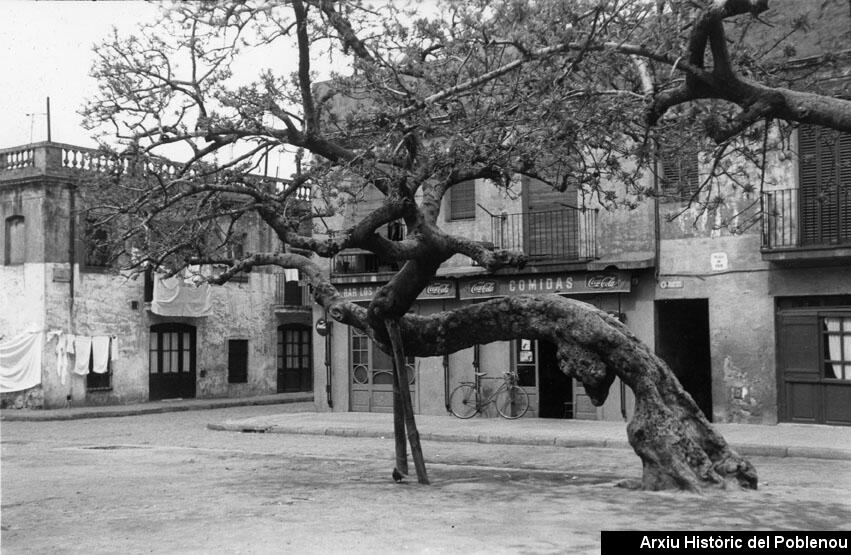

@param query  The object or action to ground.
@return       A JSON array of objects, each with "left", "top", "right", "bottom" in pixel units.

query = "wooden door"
[
  {"left": 277, "top": 325, "right": 313, "bottom": 393},
  {"left": 149, "top": 324, "right": 196, "bottom": 400}
]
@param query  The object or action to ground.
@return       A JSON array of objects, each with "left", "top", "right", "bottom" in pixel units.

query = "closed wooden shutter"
[
  {"left": 798, "top": 124, "right": 851, "bottom": 245},
  {"left": 660, "top": 150, "right": 699, "bottom": 198},
  {"left": 449, "top": 180, "right": 476, "bottom": 220}
]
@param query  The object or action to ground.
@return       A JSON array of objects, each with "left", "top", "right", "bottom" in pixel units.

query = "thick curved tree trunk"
[{"left": 329, "top": 295, "right": 758, "bottom": 492}]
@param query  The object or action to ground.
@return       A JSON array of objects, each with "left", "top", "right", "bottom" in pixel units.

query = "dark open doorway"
[
  {"left": 538, "top": 340, "right": 573, "bottom": 418},
  {"left": 655, "top": 299, "right": 713, "bottom": 421}
]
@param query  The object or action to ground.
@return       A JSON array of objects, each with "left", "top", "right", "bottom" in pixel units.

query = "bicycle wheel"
[
  {"left": 448, "top": 384, "right": 478, "bottom": 419},
  {"left": 495, "top": 385, "right": 529, "bottom": 419}
]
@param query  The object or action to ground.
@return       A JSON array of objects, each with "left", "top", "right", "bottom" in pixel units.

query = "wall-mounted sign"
[
  {"left": 315, "top": 318, "right": 330, "bottom": 336},
  {"left": 710, "top": 252, "right": 729, "bottom": 271},
  {"left": 659, "top": 280, "right": 683, "bottom": 289},
  {"left": 459, "top": 271, "right": 630, "bottom": 300},
  {"left": 337, "top": 280, "right": 457, "bottom": 302}
]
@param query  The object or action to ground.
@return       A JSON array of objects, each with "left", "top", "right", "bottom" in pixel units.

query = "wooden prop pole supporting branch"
[
  {"left": 392, "top": 348, "right": 408, "bottom": 477},
  {"left": 385, "top": 318, "right": 430, "bottom": 485}
]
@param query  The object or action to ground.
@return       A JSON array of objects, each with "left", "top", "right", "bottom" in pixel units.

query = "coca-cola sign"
[
  {"left": 469, "top": 280, "right": 496, "bottom": 295},
  {"left": 425, "top": 282, "right": 451, "bottom": 296},
  {"left": 586, "top": 275, "right": 619, "bottom": 289}
]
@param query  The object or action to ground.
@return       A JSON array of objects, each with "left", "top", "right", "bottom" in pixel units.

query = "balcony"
[
  {"left": 331, "top": 249, "right": 400, "bottom": 276},
  {"left": 274, "top": 273, "right": 312, "bottom": 313},
  {"left": 1, "top": 142, "right": 310, "bottom": 200},
  {"left": 489, "top": 206, "right": 598, "bottom": 265},
  {"left": 761, "top": 188, "right": 851, "bottom": 263}
]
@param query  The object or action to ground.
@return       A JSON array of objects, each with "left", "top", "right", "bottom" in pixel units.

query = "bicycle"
[{"left": 448, "top": 370, "right": 529, "bottom": 419}]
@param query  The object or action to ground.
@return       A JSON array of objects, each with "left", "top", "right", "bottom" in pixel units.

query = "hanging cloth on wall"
[
  {"left": 0, "top": 331, "right": 44, "bottom": 393},
  {"left": 151, "top": 273, "right": 213, "bottom": 317},
  {"left": 55, "top": 332, "right": 69, "bottom": 386},
  {"left": 73, "top": 336, "right": 92, "bottom": 375},
  {"left": 91, "top": 336, "right": 111, "bottom": 374},
  {"left": 110, "top": 336, "right": 119, "bottom": 361}
]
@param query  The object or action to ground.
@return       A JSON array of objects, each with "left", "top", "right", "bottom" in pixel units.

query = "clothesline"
[{"left": 1, "top": 330, "right": 121, "bottom": 393}]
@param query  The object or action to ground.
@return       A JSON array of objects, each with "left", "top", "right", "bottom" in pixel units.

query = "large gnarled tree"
[{"left": 83, "top": 0, "right": 850, "bottom": 491}]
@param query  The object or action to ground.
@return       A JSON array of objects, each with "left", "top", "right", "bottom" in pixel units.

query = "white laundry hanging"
[
  {"left": 151, "top": 273, "right": 213, "bottom": 317},
  {"left": 0, "top": 331, "right": 44, "bottom": 393},
  {"left": 91, "top": 336, "right": 111, "bottom": 374},
  {"left": 73, "top": 336, "right": 92, "bottom": 375},
  {"left": 55, "top": 332, "right": 68, "bottom": 386}
]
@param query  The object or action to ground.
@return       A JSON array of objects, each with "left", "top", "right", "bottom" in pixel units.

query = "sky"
[
  {"left": 0, "top": 1, "right": 163, "bottom": 149},
  {"left": 0, "top": 0, "right": 357, "bottom": 177}
]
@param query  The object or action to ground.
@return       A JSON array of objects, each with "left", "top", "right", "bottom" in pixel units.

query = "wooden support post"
[
  {"left": 385, "top": 319, "right": 429, "bottom": 485},
  {"left": 392, "top": 352, "right": 408, "bottom": 477}
]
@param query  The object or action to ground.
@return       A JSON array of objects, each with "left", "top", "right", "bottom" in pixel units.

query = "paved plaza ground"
[{"left": 2, "top": 403, "right": 850, "bottom": 554}]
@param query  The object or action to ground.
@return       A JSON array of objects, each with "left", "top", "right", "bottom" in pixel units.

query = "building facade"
[
  {"left": 1, "top": 142, "right": 316, "bottom": 409},
  {"left": 314, "top": 117, "right": 850, "bottom": 426}
]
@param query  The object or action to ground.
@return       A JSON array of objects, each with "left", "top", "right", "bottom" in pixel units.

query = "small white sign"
[
  {"left": 659, "top": 280, "right": 683, "bottom": 289},
  {"left": 710, "top": 252, "right": 728, "bottom": 271}
]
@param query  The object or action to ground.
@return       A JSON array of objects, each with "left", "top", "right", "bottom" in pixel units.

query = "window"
[
  {"left": 84, "top": 217, "right": 110, "bottom": 267},
  {"left": 823, "top": 316, "right": 851, "bottom": 380},
  {"left": 4, "top": 215, "right": 25, "bottom": 265},
  {"left": 350, "top": 327, "right": 414, "bottom": 385},
  {"left": 228, "top": 339, "right": 249, "bottom": 383},
  {"left": 798, "top": 124, "right": 851, "bottom": 245},
  {"left": 86, "top": 341, "right": 112, "bottom": 391},
  {"left": 284, "top": 281, "right": 305, "bottom": 305},
  {"left": 448, "top": 180, "right": 476, "bottom": 220},
  {"left": 515, "top": 339, "right": 537, "bottom": 387},
  {"left": 660, "top": 151, "right": 699, "bottom": 199}
]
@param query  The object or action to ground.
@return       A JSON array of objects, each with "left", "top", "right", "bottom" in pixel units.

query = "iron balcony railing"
[
  {"left": 489, "top": 205, "right": 598, "bottom": 263},
  {"left": 331, "top": 249, "right": 400, "bottom": 276},
  {"left": 762, "top": 188, "right": 851, "bottom": 249}
]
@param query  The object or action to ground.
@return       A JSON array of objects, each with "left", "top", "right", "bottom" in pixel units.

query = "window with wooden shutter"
[
  {"left": 660, "top": 151, "right": 699, "bottom": 199},
  {"left": 798, "top": 124, "right": 851, "bottom": 245},
  {"left": 4, "top": 215, "right": 25, "bottom": 265},
  {"left": 448, "top": 180, "right": 476, "bottom": 220}
]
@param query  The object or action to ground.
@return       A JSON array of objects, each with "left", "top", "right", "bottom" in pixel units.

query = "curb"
[
  {"left": 1, "top": 395, "right": 313, "bottom": 422},
  {"left": 207, "top": 421, "right": 851, "bottom": 462}
]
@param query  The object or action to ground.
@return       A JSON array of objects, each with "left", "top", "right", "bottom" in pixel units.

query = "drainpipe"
[
  {"left": 324, "top": 309, "right": 333, "bottom": 408},
  {"left": 67, "top": 181, "right": 76, "bottom": 405},
  {"left": 68, "top": 182, "right": 76, "bottom": 311},
  {"left": 443, "top": 354, "right": 450, "bottom": 412}
]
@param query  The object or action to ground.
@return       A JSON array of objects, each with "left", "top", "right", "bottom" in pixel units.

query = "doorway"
[
  {"left": 655, "top": 299, "right": 713, "bottom": 420},
  {"left": 537, "top": 340, "right": 573, "bottom": 418},
  {"left": 149, "top": 323, "right": 196, "bottom": 401},
  {"left": 277, "top": 324, "right": 313, "bottom": 393}
]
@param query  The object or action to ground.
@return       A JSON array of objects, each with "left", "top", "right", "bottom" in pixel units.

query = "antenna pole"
[{"left": 46, "top": 97, "right": 52, "bottom": 142}]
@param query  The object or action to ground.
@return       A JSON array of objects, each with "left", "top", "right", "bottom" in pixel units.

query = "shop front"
[{"left": 328, "top": 270, "right": 641, "bottom": 420}]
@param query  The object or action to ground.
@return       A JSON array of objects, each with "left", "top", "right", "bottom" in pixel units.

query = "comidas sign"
[{"left": 460, "top": 271, "right": 629, "bottom": 299}]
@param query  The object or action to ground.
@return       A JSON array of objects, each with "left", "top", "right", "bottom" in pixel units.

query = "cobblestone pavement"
[{"left": 2, "top": 404, "right": 850, "bottom": 554}]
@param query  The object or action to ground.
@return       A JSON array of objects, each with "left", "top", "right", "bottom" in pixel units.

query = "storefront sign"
[
  {"left": 459, "top": 271, "right": 630, "bottom": 300},
  {"left": 338, "top": 280, "right": 457, "bottom": 302}
]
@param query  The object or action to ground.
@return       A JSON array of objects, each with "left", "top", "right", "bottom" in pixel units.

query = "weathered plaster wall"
[
  {"left": 193, "top": 274, "right": 280, "bottom": 398},
  {"left": 54, "top": 266, "right": 151, "bottom": 407},
  {"left": 1, "top": 184, "right": 46, "bottom": 264},
  {"left": 439, "top": 178, "right": 524, "bottom": 271},
  {"left": 658, "top": 233, "right": 776, "bottom": 424},
  {"left": 0, "top": 264, "right": 47, "bottom": 409},
  {"left": 594, "top": 199, "right": 656, "bottom": 267}
]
